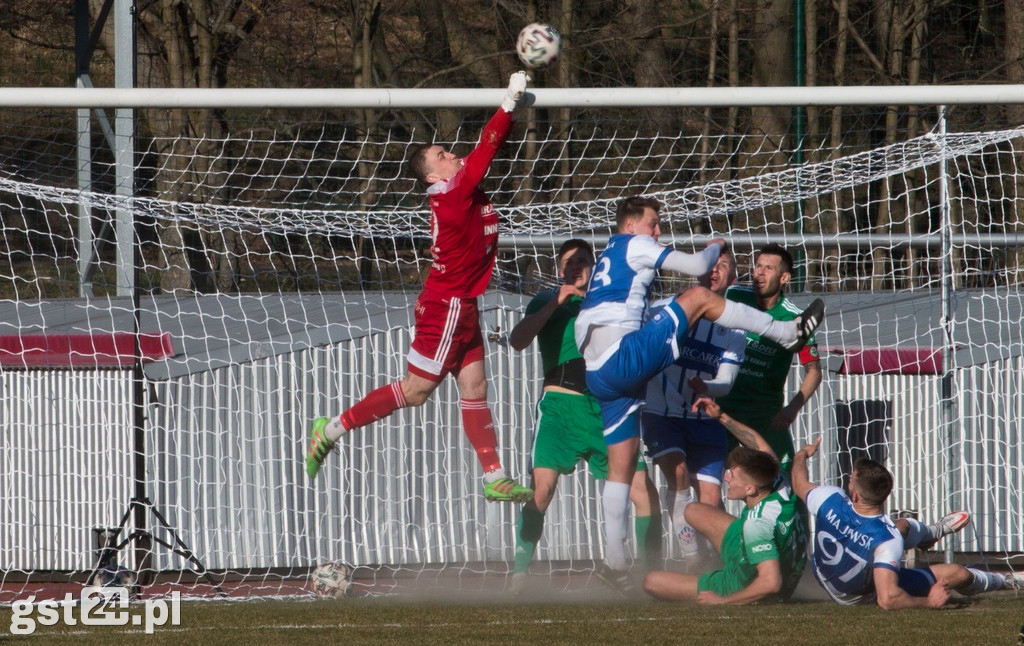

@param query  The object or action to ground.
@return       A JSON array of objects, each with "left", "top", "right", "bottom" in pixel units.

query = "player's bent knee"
[
  {"left": 675, "top": 286, "right": 716, "bottom": 320},
  {"left": 532, "top": 483, "right": 558, "bottom": 508},
  {"left": 403, "top": 389, "right": 432, "bottom": 406}
]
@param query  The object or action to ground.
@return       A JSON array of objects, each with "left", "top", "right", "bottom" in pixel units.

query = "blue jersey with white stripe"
[
  {"left": 805, "top": 486, "right": 905, "bottom": 605},
  {"left": 575, "top": 234, "right": 671, "bottom": 352}
]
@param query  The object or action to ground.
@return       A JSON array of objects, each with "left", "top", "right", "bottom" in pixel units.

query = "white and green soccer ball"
[
  {"left": 310, "top": 561, "right": 351, "bottom": 599},
  {"left": 516, "top": 23, "right": 561, "bottom": 69}
]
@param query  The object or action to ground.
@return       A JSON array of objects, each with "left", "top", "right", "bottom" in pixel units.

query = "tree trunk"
[
  {"left": 1005, "top": 0, "right": 1024, "bottom": 284},
  {"left": 90, "top": 0, "right": 268, "bottom": 294},
  {"left": 904, "top": 0, "right": 926, "bottom": 288},
  {"left": 700, "top": 1, "right": 720, "bottom": 234},
  {"left": 745, "top": 0, "right": 792, "bottom": 234},
  {"left": 557, "top": 0, "right": 575, "bottom": 205},
  {"left": 871, "top": 0, "right": 907, "bottom": 291},
  {"left": 355, "top": 0, "right": 382, "bottom": 287},
  {"left": 828, "top": 0, "right": 850, "bottom": 288}
]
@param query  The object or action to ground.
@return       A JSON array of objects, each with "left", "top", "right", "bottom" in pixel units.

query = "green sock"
[
  {"left": 514, "top": 507, "right": 545, "bottom": 573},
  {"left": 634, "top": 515, "right": 662, "bottom": 572}
]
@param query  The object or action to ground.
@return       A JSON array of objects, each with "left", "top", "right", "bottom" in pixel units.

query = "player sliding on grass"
[
  {"left": 791, "top": 438, "right": 1023, "bottom": 609},
  {"left": 573, "top": 195, "right": 825, "bottom": 590},
  {"left": 642, "top": 396, "right": 806, "bottom": 605},
  {"left": 305, "top": 72, "right": 534, "bottom": 504}
]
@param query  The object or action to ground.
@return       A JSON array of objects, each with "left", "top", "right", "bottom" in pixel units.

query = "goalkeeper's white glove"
[{"left": 501, "top": 70, "right": 531, "bottom": 113}]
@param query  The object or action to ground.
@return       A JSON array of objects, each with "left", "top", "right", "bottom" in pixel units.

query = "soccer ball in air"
[
  {"left": 516, "top": 23, "right": 561, "bottom": 69},
  {"left": 310, "top": 561, "right": 352, "bottom": 599}
]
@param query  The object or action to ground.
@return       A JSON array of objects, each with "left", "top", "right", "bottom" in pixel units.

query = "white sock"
[
  {"left": 324, "top": 417, "right": 346, "bottom": 442},
  {"left": 483, "top": 468, "right": 508, "bottom": 483},
  {"left": 672, "top": 488, "right": 698, "bottom": 556},
  {"left": 966, "top": 568, "right": 1004, "bottom": 593},
  {"left": 902, "top": 518, "right": 932, "bottom": 548},
  {"left": 602, "top": 481, "right": 632, "bottom": 571},
  {"left": 661, "top": 488, "right": 676, "bottom": 515},
  {"left": 715, "top": 301, "right": 797, "bottom": 347}
]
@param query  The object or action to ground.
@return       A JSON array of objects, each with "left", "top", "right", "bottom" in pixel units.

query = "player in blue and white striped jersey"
[
  {"left": 643, "top": 249, "right": 746, "bottom": 563},
  {"left": 574, "top": 195, "right": 825, "bottom": 586},
  {"left": 792, "top": 438, "right": 1020, "bottom": 609}
]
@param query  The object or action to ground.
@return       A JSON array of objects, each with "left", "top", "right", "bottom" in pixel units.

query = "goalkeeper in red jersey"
[{"left": 305, "top": 72, "right": 534, "bottom": 504}]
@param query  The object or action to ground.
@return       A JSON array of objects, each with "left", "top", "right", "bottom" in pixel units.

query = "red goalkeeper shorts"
[{"left": 407, "top": 289, "right": 485, "bottom": 381}]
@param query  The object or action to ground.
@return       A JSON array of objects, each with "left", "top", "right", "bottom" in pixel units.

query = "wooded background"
[
  {"left": 4, "top": 1, "right": 1023, "bottom": 106},
  {"left": 3, "top": 1, "right": 1024, "bottom": 293}
]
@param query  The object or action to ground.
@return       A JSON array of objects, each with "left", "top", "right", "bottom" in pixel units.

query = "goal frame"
[{"left": 2, "top": 85, "right": 1023, "bottom": 598}]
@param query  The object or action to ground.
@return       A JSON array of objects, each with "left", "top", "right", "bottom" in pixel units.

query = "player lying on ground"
[
  {"left": 791, "top": 437, "right": 1023, "bottom": 609},
  {"left": 506, "top": 239, "right": 660, "bottom": 597},
  {"left": 642, "top": 396, "right": 806, "bottom": 605},
  {"left": 573, "top": 195, "right": 825, "bottom": 589},
  {"left": 306, "top": 72, "right": 534, "bottom": 503}
]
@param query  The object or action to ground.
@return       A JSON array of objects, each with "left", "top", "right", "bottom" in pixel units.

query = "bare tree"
[
  {"left": 1004, "top": 0, "right": 1024, "bottom": 283},
  {"left": 744, "top": 0, "right": 794, "bottom": 234},
  {"left": 86, "top": 0, "right": 273, "bottom": 293}
]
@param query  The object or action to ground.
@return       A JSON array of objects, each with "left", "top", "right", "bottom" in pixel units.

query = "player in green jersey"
[
  {"left": 642, "top": 396, "right": 807, "bottom": 604},
  {"left": 716, "top": 244, "right": 822, "bottom": 471},
  {"left": 507, "top": 239, "right": 660, "bottom": 597}
]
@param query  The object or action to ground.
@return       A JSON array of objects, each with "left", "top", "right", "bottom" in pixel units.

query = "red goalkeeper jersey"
[{"left": 422, "top": 108, "right": 513, "bottom": 298}]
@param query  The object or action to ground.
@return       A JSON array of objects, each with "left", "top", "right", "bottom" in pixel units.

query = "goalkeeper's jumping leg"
[{"left": 306, "top": 417, "right": 335, "bottom": 478}]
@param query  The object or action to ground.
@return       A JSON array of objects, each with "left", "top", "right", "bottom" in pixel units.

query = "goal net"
[{"left": 1, "top": 91, "right": 1022, "bottom": 600}]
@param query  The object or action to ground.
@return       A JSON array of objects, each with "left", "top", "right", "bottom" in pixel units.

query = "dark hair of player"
[
  {"left": 852, "top": 458, "right": 894, "bottom": 506},
  {"left": 407, "top": 144, "right": 433, "bottom": 187},
  {"left": 556, "top": 239, "right": 594, "bottom": 266},
  {"left": 726, "top": 446, "right": 780, "bottom": 492},
  {"left": 615, "top": 196, "right": 662, "bottom": 229},
  {"left": 756, "top": 243, "right": 794, "bottom": 275}
]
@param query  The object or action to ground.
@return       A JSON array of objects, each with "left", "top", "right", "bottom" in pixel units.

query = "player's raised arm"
[
  {"left": 660, "top": 239, "right": 724, "bottom": 278},
  {"left": 772, "top": 359, "right": 823, "bottom": 430},
  {"left": 790, "top": 437, "right": 822, "bottom": 502},
  {"left": 457, "top": 72, "right": 530, "bottom": 189},
  {"left": 687, "top": 360, "right": 740, "bottom": 398},
  {"left": 692, "top": 396, "right": 774, "bottom": 457},
  {"left": 509, "top": 283, "right": 579, "bottom": 351},
  {"left": 501, "top": 70, "right": 531, "bottom": 114}
]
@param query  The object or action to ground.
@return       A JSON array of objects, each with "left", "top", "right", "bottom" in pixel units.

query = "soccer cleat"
[
  {"left": 918, "top": 510, "right": 970, "bottom": 550},
  {"left": 507, "top": 572, "right": 527, "bottom": 597},
  {"left": 781, "top": 297, "right": 825, "bottom": 352},
  {"left": 594, "top": 563, "right": 637, "bottom": 598},
  {"left": 483, "top": 477, "right": 534, "bottom": 503},
  {"left": 1004, "top": 572, "right": 1023, "bottom": 596},
  {"left": 306, "top": 417, "right": 335, "bottom": 479}
]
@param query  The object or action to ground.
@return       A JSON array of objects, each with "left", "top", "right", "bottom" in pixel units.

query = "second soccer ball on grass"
[{"left": 310, "top": 561, "right": 352, "bottom": 599}]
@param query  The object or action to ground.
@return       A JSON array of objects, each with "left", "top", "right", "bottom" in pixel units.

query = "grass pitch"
[{"left": 1, "top": 592, "right": 1021, "bottom": 645}]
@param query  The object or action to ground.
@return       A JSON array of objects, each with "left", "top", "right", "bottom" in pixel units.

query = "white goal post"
[
  {"left": 4, "top": 84, "right": 1024, "bottom": 108},
  {"left": 0, "top": 85, "right": 1022, "bottom": 601}
]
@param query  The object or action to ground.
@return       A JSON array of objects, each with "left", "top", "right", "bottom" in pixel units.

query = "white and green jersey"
[
  {"left": 717, "top": 286, "right": 820, "bottom": 466},
  {"left": 740, "top": 483, "right": 808, "bottom": 600}
]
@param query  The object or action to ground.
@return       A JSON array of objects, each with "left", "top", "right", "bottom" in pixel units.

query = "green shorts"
[
  {"left": 531, "top": 391, "right": 650, "bottom": 479},
  {"left": 697, "top": 517, "right": 754, "bottom": 596}
]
